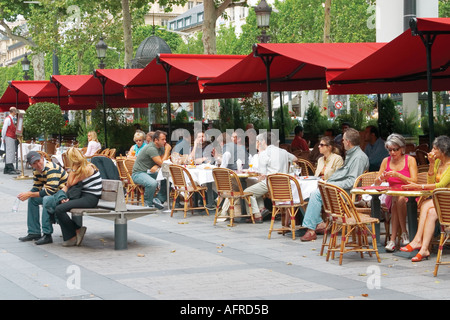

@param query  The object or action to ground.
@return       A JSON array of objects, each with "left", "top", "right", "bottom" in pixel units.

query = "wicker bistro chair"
[
  {"left": 433, "top": 188, "right": 450, "bottom": 276},
  {"left": 116, "top": 156, "right": 129, "bottom": 186},
  {"left": 212, "top": 168, "right": 255, "bottom": 226},
  {"left": 266, "top": 173, "right": 307, "bottom": 240},
  {"left": 295, "top": 158, "right": 316, "bottom": 176},
  {"left": 319, "top": 181, "right": 381, "bottom": 265},
  {"left": 123, "top": 159, "right": 145, "bottom": 206},
  {"left": 169, "top": 164, "right": 209, "bottom": 218}
]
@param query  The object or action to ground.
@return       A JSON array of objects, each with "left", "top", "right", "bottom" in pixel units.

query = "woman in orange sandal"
[{"left": 401, "top": 136, "right": 450, "bottom": 262}]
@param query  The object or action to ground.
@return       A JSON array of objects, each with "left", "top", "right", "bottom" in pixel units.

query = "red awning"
[
  {"left": 200, "top": 42, "right": 386, "bottom": 94},
  {"left": 0, "top": 85, "right": 29, "bottom": 111},
  {"left": 125, "top": 54, "right": 247, "bottom": 101},
  {"left": 52, "top": 72, "right": 147, "bottom": 109},
  {"left": 328, "top": 18, "right": 450, "bottom": 94}
]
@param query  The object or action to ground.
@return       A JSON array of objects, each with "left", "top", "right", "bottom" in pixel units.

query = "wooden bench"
[{"left": 70, "top": 179, "right": 157, "bottom": 250}]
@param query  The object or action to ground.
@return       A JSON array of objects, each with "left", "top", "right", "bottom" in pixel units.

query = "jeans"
[
  {"left": 132, "top": 171, "right": 167, "bottom": 206},
  {"left": 55, "top": 193, "right": 100, "bottom": 241},
  {"left": 302, "top": 189, "right": 324, "bottom": 230},
  {"left": 27, "top": 196, "right": 54, "bottom": 235}
]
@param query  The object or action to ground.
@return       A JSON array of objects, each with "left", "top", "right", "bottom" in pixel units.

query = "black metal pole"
[
  {"left": 259, "top": 55, "right": 274, "bottom": 131},
  {"left": 99, "top": 76, "right": 108, "bottom": 148},
  {"left": 279, "top": 92, "right": 285, "bottom": 144},
  {"left": 424, "top": 34, "right": 435, "bottom": 147},
  {"left": 161, "top": 62, "right": 172, "bottom": 141}
]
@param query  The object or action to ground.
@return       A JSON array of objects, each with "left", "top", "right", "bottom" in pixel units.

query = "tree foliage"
[{"left": 24, "top": 102, "right": 65, "bottom": 140}]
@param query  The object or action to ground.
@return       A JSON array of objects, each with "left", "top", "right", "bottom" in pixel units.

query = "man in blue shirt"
[
  {"left": 300, "top": 128, "right": 369, "bottom": 241},
  {"left": 364, "top": 125, "right": 389, "bottom": 172}
]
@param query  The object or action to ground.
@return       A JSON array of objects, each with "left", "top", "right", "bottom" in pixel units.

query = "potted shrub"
[{"left": 23, "top": 102, "right": 65, "bottom": 153}]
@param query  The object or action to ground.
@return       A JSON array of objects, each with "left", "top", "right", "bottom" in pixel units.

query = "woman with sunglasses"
[
  {"left": 401, "top": 135, "right": 450, "bottom": 262},
  {"left": 375, "top": 133, "right": 418, "bottom": 252},
  {"left": 314, "top": 136, "right": 343, "bottom": 180}
]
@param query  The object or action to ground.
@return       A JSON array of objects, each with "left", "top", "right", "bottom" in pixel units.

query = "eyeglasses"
[
  {"left": 319, "top": 143, "right": 329, "bottom": 147},
  {"left": 387, "top": 147, "right": 400, "bottom": 152}
]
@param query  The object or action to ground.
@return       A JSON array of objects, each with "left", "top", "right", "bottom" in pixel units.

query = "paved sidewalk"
[{"left": 1, "top": 161, "right": 450, "bottom": 302}]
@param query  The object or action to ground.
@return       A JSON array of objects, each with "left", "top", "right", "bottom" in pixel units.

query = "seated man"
[
  {"left": 132, "top": 130, "right": 171, "bottom": 209},
  {"left": 363, "top": 125, "right": 388, "bottom": 172},
  {"left": 221, "top": 131, "right": 249, "bottom": 171},
  {"left": 300, "top": 128, "right": 369, "bottom": 241},
  {"left": 17, "top": 151, "right": 69, "bottom": 245},
  {"left": 244, "top": 132, "right": 298, "bottom": 223},
  {"left": 291, "top": 125, "right": 309, "bottom": 152}
]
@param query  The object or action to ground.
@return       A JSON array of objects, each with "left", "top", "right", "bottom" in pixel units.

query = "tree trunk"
[
  {"left": 202, "top": 0, "right": 218, "bottom": 54},
  {"left": 121, "top": 0, "right": 133, "bottom": 68},
  {"left": 32, "top": 53, "right": 45, "bottom": 80}
]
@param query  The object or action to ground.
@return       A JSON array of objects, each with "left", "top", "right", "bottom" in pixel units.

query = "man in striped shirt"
[{"left": 17, "top": 151, "right": 68, "bottom": 245}]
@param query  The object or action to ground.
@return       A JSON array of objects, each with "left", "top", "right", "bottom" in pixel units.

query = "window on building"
[
  {"left": 184, "top": 17, "right": 191, "bottom": 26},
  {"left": 177, "top": 19, "right": 183, "bottom": 28},
  {"left": 197, "top": 12, "right": 203, "bottom": 22},
  {"left": 188, "top": 1, "right": 194, "bottom": 9}
]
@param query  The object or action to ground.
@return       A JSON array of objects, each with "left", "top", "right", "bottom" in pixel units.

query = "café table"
[
  {"left": 385, "top": 188, "right": 432, "bottom": 258},
  {"left": 351, "top": 186, "right": 390, "bottom": 253}
]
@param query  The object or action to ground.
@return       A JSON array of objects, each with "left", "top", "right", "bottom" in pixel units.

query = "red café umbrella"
[
  {"left": 328, "top": 17, "right": 450, "bottom": 146},
  {"left": 0, "top": 84, "right": 29, "bottom": 111},
  {"left": 125, "top": 54, "right": 248, "bottom": 138},
  {"left": 51, "top": 73, "right": 148, "bottom": 109},
  {"left": 200, "top": 42, "right": 386, "bottom": 129}
]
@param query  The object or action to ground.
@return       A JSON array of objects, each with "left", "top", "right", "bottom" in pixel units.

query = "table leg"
[
  {"left": 206, "top": 182, "right": 216, "bottom": 209},
  {"left": 370, "top": 194, "right": 385, "bottom": 253},
  {"left": 393, "top": 196, "right": 418, "bottom": 259}
]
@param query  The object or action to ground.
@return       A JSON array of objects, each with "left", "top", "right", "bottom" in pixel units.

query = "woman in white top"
[
  {"left": 84, "top": 131, "right": 102, "bottom": 157},
  {"left": 314, "top": 136, "right": 344, "bottom": 180}
]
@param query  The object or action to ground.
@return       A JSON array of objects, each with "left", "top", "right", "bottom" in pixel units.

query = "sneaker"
[
  {"left": 260, "top": 208, "right": 271, "bottom": 220},
  {"left": 385, "top": 240, "right": 396, "bottom": 252},
  {"left": 153, "top": 198, "right": 164, "bottom": 209},
  {"left": 401, "top": 232, "right": 410, "bottom": 246}
]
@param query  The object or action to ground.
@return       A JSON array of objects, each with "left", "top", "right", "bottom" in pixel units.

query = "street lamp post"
[
  {"left": 96, "top": 37, "right": 108, "bottom": 147},
  {"left": 255, "top": 0, "right": 272, "bottom": 43},
  {"left": 21, "top": 54, "right": 31, "bottom": 80},
  {"left": 96, "top": 37, "right": 108, "bottom": 69}
]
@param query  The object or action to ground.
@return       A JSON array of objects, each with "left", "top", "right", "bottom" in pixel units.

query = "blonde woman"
[
  {"left": 84, "top": 131, "right": 101, "bottom": 157},
  {"left": 314, "top": 136, "right": 343, "bottom": 180},
  {"left": 54, "top": 147, "right": 102, "bottom": 247},
  {"left": 128, "top": 131, "right": 147, "bottom": 158}
]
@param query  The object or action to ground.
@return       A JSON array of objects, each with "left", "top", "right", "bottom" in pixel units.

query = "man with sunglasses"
[{"left": 300, "top": 128, "right": 369, "bottom": 241}]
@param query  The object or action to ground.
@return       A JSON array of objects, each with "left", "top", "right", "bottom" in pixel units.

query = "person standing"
[
  {"left": 1, "top": 107, "right": 20, "bottom": 174},
  {"left": 132, "top": 130, "right": 171, "bottom": 209},
  {"left": 17, "top": 151, "right": 69, "bottom": 245}
]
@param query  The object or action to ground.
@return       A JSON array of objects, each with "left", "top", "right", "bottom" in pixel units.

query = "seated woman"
[
  {"left": 375, "top": 133, "right": 418, "bottom": 252},
  {"left": 54, "top": 147, "right": 103, "bottom": 247},
  {"left": 401, "top": 135, "right": 450, "bottom": 262},
  {"left": 84, "top": 131, "right": 102, "bottom": 157},
  {"left": 127, "top": 131, "right": 147, "bottom": 158},
  {"left": 314, "top": 136, "right": 343, "bottom": 180}
]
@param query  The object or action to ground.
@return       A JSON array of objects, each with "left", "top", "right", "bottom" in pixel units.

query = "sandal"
[
  {"left": 411, "top": 253, "right": 429, "bottom": 262},
  {"left": 400, "top": 244, "right": 421, "bottom": 252}
]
